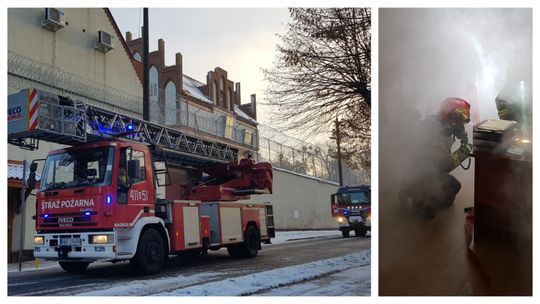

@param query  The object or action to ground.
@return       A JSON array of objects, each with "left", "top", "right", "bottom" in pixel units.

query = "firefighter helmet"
[{"left": 438, "top": 97, "right": 471, "bottom": 125}]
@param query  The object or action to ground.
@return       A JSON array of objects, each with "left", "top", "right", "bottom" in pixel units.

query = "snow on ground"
[
  {"left": 155, "top": 250, "right": 370, "bottom": 296},
  {"left": 8, "top": 230, "right": 344, "bottom": 273},
  {"left": 257, "top": 265, "right": 371, "bottom": 296},
  {"left": 76, "top": 272, "right": 221, "bottom": 296},
  {"left": 268, "top": 230, "right": 343, "bottom": 245}
]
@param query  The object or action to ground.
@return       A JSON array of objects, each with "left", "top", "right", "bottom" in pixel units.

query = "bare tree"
[{"left": 264, "top": 8, "right": 371, "bottom": 176}]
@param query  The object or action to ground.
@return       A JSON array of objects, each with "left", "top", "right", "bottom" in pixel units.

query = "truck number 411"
[{"left": 129, "top": 189, "right": 149, "bottom": 201}]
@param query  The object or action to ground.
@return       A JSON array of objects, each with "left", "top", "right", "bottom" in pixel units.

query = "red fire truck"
[
  {"left": 331, "top": 185, "right": 371, "bottom": 237},
  {"left": 9, "top": 89, "right": 275, "bottom": 274}
]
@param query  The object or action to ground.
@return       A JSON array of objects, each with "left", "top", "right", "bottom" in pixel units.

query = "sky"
[{"left": 110, "top": 8, "right": 291, "bottom": 125}]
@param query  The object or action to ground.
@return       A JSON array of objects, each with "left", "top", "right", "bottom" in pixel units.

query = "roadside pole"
[{"left": 18, "top": 160, "right": 27, "bottom": 271}]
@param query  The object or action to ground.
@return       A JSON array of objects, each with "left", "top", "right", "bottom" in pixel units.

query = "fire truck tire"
[
  {"left": 58, "top": 261, "right": 90, "bottom": 273},
  {"left": 342, "top": 230, "right": 350, "bottom": 238},
  {"left": 355, "top": 228, "right": 368, "bottom": 237},
  {"left": 227, "top": 225, "right": 260, "bottom": 258},
  {"left": 132, "top": 228, "right": 165, "bottom": 275}
]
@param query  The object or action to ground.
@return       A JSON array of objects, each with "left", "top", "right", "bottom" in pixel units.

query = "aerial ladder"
[{"left": 8, "top": 88, "right": 274, "bottom": 274}]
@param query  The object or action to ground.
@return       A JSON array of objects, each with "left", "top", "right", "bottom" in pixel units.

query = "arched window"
[
  {"left": 149, "top": 66, "right": 159, "bottom": 123},
  {"left": 132, "top": 52, "right": 142, "bottom": 62},
  {"left": 219, "top": 77, "right": 224, "bottom": 90},
  {"left": 165, "top": 81, "right": 177, "bottom": 125}
]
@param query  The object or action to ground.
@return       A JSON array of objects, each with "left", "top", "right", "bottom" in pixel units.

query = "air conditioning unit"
[
  {"left": 95, "top": 30, "right": 114, "bottom": 53},
  {"left": 42, "top": 8, "right": 65, "bottom": 32}
]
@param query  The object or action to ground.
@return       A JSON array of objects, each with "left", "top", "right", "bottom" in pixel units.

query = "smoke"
[
  {"left": 380, "top": 7, "right": 531, "bottom": 194},
  {"left": 379, "top": 8, "right": 532, "bottom": 295}
]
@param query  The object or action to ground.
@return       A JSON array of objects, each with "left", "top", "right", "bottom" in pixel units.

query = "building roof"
[
  {"left": 8, "top": 162, "right": 41, "bottom": 181},
  {"left": 183, "top": 74, "right": 257, "bottom": 125},
  {"left": 103, "top": 8, "right": 143, "bottom": 85},
  {"left": 234, "top": 104, "right": 258, "bottom": 124},
  {"left": 183, "top": 74, "right": 213, "bottom": 104}
]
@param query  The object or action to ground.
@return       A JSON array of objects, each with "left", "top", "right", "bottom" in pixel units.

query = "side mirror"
[
  {"left": 27, "top": 162, "right": 38, "bottom": 190},
  {"left": 128, "top": 159, "right": 141, "bottom": 180}
]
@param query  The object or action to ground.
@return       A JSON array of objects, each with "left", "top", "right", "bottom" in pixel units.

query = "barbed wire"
[
  {"left": 256, "top": 124, "right": 366, "bottom": 185},
  {"left": 8, "top": 51, "right": 142, "bottom": 115}
]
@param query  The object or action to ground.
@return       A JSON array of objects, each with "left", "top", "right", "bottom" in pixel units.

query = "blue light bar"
[
  {"left": 126, "top": 123, "right": 134, "bottom": 131},
  {"left": 43, "top": 214, "right": 49, "bottom": 218},
  {"left": 106, "top": 195, "right": 112, "bottom": 205},
  {"left": 84, "top": 212, "right": 91, "bottom": 216}
]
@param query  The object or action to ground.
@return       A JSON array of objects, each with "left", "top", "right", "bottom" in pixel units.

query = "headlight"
[
  {"left": 34, "top": 236, "right": 44, "bottom": 245},
  {"left": 90, "top": 235, "right": 113, "bottom": 244},
  {"left": 337, "top": 217, "right": 345, "bottom": 223}
]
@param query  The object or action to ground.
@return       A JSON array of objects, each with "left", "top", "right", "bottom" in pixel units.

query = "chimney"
[
  {"left": 126, "top": 31, "right": 132, "bottom": 42},
  {"left": 250, "top": 94, "right": 257, "bottom": 120},
  {"left": 158, "top": 39, "right": 165, "bottom": 68},
  {"left": 175, "top": 52, "right": 182, "bottom": 67},
  {"left": 235, "top": 83, "right": 241, "bottom": 105}
]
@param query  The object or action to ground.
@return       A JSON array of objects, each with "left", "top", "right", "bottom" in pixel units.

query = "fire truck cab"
[{"left": 331, "top": 185, "right": 371, "bottom": 238}]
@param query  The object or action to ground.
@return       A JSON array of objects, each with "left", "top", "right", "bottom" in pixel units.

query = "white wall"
[{"left": 246, "top": 168, "right": 340, "bottom": 230}]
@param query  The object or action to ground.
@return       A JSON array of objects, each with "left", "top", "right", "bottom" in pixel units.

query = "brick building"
[{"left": 125, "top": 32, "right": 259, "bottom": 158}]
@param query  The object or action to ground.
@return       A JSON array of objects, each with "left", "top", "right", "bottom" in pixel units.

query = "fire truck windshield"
[
  {"left": 40, "top": 147, "right": 114, "bottom": 191},
  {"left": 337, "top": 192, "right": 369, "bottom": 205}
]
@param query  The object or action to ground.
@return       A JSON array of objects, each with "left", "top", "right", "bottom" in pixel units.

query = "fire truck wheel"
[
  {"left": 132, "top": 228, "right": 165, "bottom": 275},
  {"left": 342, "top": 230, "right": 350, "bottom": 238},
  {"left": 58, "top": 261, "right": 90, "bottom": 273},
  {"left": 227, "top": 225, "right": 260, "bottom": 258},
  {"left": 355, "top": 228, "right": 368, "bottom": 237}
]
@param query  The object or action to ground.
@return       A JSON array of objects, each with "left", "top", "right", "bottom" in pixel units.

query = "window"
[
  {"left": 224, "top": 115, "right": 235, "bottom": 139},
  {"left": 132, "top": 150, "right": 146, "bottom": 183},
  {"left": 165, "top": 81, "right": 177, "bottom": 125},
  {"left": 149, "top": 66, "right": 159, "bottom": 123},
  {"left": 133, "top": 52, "right": 142, "bottom": 62},
  {"left": 337, "top": 192, "right": 369, "bottom": 205},
  {"left": 118, "top": 148, "right": 146, "bottom": 185},
  {"left": 40, "top": 147, "right": 114, "bottom": 191},
  {"left": 244, "top": 130, "right": 253, "bottom": 146}
]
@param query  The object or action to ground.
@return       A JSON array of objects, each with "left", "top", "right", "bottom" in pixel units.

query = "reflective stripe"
[{"left": 27, "top": 89, "right": 39, "bottom": 130}]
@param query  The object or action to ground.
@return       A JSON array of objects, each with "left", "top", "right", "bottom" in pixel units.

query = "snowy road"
[{"left": 8, "top": 231, "right": 370, "bottom": 296}]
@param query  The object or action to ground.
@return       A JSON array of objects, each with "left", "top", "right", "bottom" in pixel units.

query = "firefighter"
[
  {"left": 399, "top": 97, "right": 473, "bottom": 219},
  {"left": 495, "top": 79, "right": 531, "bottom": 128}
]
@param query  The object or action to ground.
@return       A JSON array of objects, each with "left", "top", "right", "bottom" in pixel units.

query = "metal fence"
[
  {"left": 256, "top": 124, "right": 368, "bottom": 185},
  {"left": 148, "top": 89, "right": 258, "bottom": 150}
]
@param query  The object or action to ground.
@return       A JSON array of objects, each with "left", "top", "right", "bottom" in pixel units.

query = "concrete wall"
[
  {"left": 8, "top": 8, "right": 142, "bottom": 107},
  {"left": 245, "top": 168, "right": 340, "bottom": 230}
]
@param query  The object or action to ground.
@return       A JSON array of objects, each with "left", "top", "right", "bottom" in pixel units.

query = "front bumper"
[
  {"left": 338, "top": 216, "right": 371, "bottom": 230},
  {"left": 33, "top": 232, "right": 117, "bottom": 262}
]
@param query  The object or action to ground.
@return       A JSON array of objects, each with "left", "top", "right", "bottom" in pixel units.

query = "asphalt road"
[{"left": 8, "top": 235, "right": 370, "bottom": 296}]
